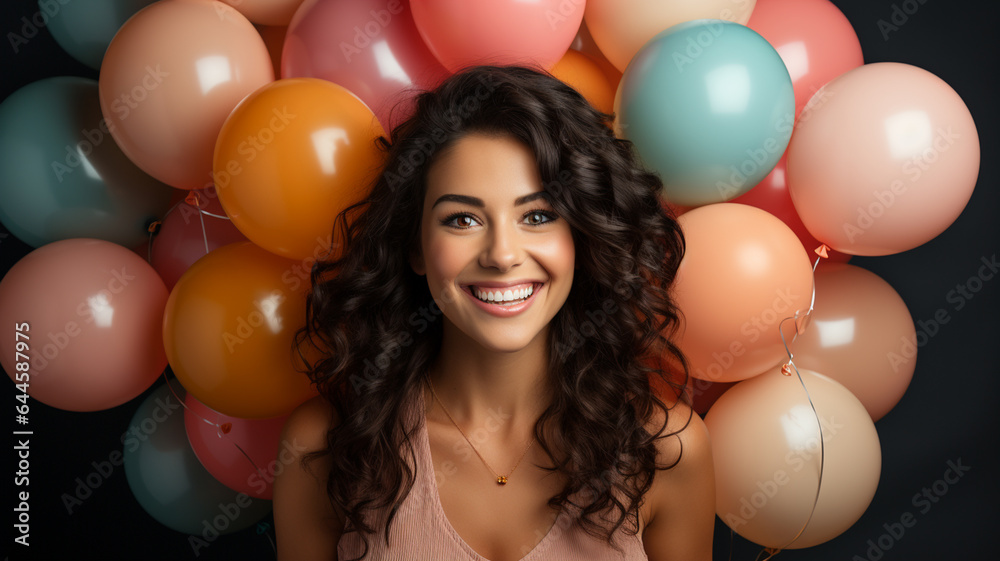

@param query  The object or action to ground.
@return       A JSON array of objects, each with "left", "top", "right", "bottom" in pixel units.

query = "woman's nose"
[{"left": 479, "top": 221, "right": 523, "bottom": 272}]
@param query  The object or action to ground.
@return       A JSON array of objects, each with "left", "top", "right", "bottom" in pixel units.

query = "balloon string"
[
  {"left": 158, "top": 371, "right": 271, "bottom": 497},
  {"left": 761, "top": 244, "right": 829, "bottom": 558},
  {"left": 145, "top": 190, "right": 235, "bottom": 264}
]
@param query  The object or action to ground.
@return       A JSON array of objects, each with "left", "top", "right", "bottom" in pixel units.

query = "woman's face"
[{"left": 411, "top": 133, "right": 576, "bottom": 353}]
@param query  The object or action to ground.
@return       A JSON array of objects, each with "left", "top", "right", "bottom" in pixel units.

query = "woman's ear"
[{"left": 410, "top": 246, "right": 426, "bottom": 276}]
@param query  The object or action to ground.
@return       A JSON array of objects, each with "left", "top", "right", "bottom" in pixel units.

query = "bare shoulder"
[
  {"left": 640, "top": 397, "right": 715, "bottom": 561},
  {"left": 273, "top": 395, "right": 344, "bottom": 561}
]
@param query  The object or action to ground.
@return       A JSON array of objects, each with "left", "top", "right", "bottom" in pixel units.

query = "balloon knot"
[
  {"left": 814, "top": 244, "right": 830, "bottom": 258},
  {"left": 147, "top": 220, "right": 161, "bottom": 234},
  {"left": 780, "top": 362, "right": 794, "bottom": 376},
  {"left": 185, "top": 192, "right": 202, "bottom": 208},
  {"left": 220, "top": 422, "right": 232, "bottom": 434}
]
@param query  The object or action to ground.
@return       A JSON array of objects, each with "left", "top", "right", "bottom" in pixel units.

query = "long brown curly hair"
[{"left": 294, "top": 64, "right": 691, "bottom": 560}]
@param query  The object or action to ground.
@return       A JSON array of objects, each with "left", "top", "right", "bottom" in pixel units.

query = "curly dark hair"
[{"left": 294, "top": 64, "right": 691, "bottom": 560}]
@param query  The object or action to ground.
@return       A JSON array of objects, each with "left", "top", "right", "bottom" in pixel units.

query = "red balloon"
[
  {"left": 184, "top": 393, "right": 289, "bottom": 500},
  {"left": 283, "top": 0, "right": 449, "bottom": 131},
  {"left": 150, "top": 188, "right": 248, "bottom": 290},
  {"left": 732, "top": 156, "right": 851, "bottom": 263},
  {"left": 748, "top": 0, "right": 864, "bottom": 120}
]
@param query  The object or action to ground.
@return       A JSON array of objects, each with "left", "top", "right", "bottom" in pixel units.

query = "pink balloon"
[
  {"left": 673, "top": 203, "right": 815, "bottom": 382},
  {"left": 786, "top": 63, "right": 980, "bottom": 256},
  {"left": 705, "top": 367, "right": 881, "bottom": 548},
  {"left": 99, "top": 0, "right": 274, "bottom": 190},
  {"left": 732, "top": 155, "right": 851, "bottom": 263},
  {"left": 791, "top": 262, "right": 917, "bottom": 422},
  {"left": 184, "top": 393, "right": 289, "bottom": 500},
  {"left": 150, "top": 188, "right": 248, "bottom": 290},
  {"left": 410, "top": 0, "right": 583, "bottom": 73},
  {"left": 283, "top": 0, "right": 449, "bottom": 131},
  {"left": 0, "top": 239, "right": 168, "bottom": 411},
  {"left": 748, "top": 0, "right": 864, "bottom": 119}
]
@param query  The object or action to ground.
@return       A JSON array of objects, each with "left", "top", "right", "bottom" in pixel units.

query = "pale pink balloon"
[
  {"left": 283, "top": 0, "right": 449, "bottom": 131},
  {"left": 786, "top": 62, "right": 980, "bottom": 256},
  {"left": 584, "top": 0, "right": 756, "bottom": 72},
  {"left": 791, "top": 262, "right": 916, "bottom": 422},
  {"left": 184, "top": 393, "right": 289, "bottom": 500},
  {"left": 0, "top": 239, "right": 169, "bottom": 411},
  {"left": 673, "top": 203, "right": 815, "bottom": 382},
  {"left": 411, "top": 0, "right": 583, "bottom": 73},
  {"left": 222, "top": 0, "right": 305, "bottom": 26},
  {"left": 705, "top": 367, "right": 881, "bottom": 548},
  {"left": 99, "top": 0, "right": 274, "bottom": 190},
  {"left": 748, "top": 0, "right": 864, "bottom": 119}
]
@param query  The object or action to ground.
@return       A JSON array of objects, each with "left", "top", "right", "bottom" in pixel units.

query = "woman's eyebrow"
[{"left": 431, "top": 191, "right": 550, "bottom": 209}]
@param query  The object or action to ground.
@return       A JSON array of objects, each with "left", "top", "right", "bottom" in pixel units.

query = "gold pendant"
[{"left": 497, "top": 476, "right": 508, "bottom": 485}]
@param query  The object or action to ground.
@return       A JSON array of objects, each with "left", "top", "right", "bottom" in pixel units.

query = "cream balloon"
[
  {"left": 705, "top": 367, "right": 881, "bottom": 549},
  {"left": 584, "top": 0, "right": 756, "bottom": 71}
]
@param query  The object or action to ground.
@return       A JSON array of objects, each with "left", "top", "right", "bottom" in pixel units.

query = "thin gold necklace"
[{"left": 426, "top": 376, "right": 535, "bottom": 486}]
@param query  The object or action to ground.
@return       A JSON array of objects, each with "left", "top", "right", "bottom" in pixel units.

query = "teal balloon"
[
  {"left": 616, "top": 20, "right": 795, "bottom": 207},
  {"left": 41, "top": 0, "right": 157, "bottom": 69},
  {"left": 123, "top": 382, "right": 272, "bottom": 536},
  {"left": 0, "top": 76, "right": 173, "bottom": 248}
]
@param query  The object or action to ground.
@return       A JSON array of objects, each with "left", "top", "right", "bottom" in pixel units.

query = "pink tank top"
[{"left": 337, "top": 386, "right": 649, "bottom": 561}]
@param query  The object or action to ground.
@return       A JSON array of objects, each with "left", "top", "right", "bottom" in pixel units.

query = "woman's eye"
[
  {"left": 442, "top": 213, "right": 479, "bottom": 228},
  {"left": 525, "top": 210, "right": 556, "bottom": 226}
]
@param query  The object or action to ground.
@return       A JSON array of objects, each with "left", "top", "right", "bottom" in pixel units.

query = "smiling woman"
[{"left": 274, "top": 65, "right": 715, "bottom": 561}]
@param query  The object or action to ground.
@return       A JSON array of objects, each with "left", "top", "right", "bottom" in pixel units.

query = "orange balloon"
[
  {"left": 214, "top": 78, "right": 385, "bottom": 261},
  {"left": 791, "top": 262, "right": 917, "bottom": 422},
  {"left": 550, "top": 49, "right": 615, "bottom": 115},
  {"left": 163, "top": 241, "right": 317, "bottom": 418},
  {"left": 673, "top": 203, "right": 815, "bottom": 382},
  {"left": 705, "top": 367, "right": 881, "bottom": 549},
  {"left": 99, "top": 0, "right": 274, "bottom": 190}
]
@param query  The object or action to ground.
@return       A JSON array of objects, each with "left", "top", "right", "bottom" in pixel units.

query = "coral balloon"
[
  {"left": 791, "top": 263, "right": 917, "bottom": 421},
  {"left": 124, "top": 382, "right": 272, "bottom": 535},
  {"left": 705, "top": 367, "right": 881, "bottom": 548},
  {"left": 786, "top": 63, "right": 980, "bottom": 256},
  {"left": 149, "top": 188, "right": 248, "bottom": 290},
  {"left": 283, "top": 0, "right": 449, "bottom": 131},
  {"left": 732, "top": 156, "right": 850, "bottom": 263},
  {"left": 99, "top": 0, "right": 274, "bottom": 189},
  {"left": 0, "top": 77, "right": 173, "bottom": 248},
  {"left": 550, "top": 49, "right": 615, "bottom": 114},
  {"left": 0, "top": 239, "right": 168, "bottom": 411},
  {"left": 615, "top": 20, "right": 795, "bottom": 207},
  {"left": 673, "top": 204, "right": 814, "bottom": 382},
  {"left": 163, "top": 242, "right": 316, "bottom": 419},
  {"left": 585, "top": 0, "right": 756, "bottom": 72},
  {"left": 222, "top": 0, "right": 305, "bottom": 26},
  {"left": 214, "top": 78, "right": 384, "bottom": 261},
  {"left": 410, "top": 0, "right": 583, "bottom": 72},
  {"left": 184, "top": 394, "right": 290, "bottom": 500},
  {"left": 747, "top": 0, "right": 864, "bottom": 119}
]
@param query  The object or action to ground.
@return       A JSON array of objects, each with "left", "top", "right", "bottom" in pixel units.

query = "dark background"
[{"left": 2, "top": 0, "right": 997, "bottom": 559}]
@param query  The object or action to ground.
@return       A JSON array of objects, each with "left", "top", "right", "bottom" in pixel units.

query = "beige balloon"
[
  {"left": 705, "top": 367, "right": 881, "bottom": 549},
  {"left": 584, "top": 0, "right": 756, "bottom": 72},
  {"left": 792, "top": 262, "right": 917, "bottom": 421}
]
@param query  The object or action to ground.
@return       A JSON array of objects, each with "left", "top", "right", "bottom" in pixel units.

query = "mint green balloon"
[
  {"left": 616, "top": 20, "right": 795, "bottom": 207},
  {"left": 41, "top": 0, "right": 157, "bottom": 69},
  {"left": 123, "top": 382, "right": 272, "bottom": 536},
  {"left": 0, "top": 77, "right": 173, "bottom": 248}
]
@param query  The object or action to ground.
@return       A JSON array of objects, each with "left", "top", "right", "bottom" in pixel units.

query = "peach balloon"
[
  {"left": 163, "top": 241, "right": 317, "bottom": 419},
  {"left": 223, "top": 0, "right": 305, "bottom": 26},
  {"left": 99, "top": 0, "right": 274, "bottom": 190},
  {"left": 214, "top": 78, "right": 385, "bottom": 261},
  {"left": 0, "top": 239, "right": 168, "bottom": 411},
  {"left": 411, "top": 0, "right": 584, "bottom": 72},
  {"left": 673, "top": 203, "right": 814, "bottom": 382},
  {"left": 550, "top": 49, "right": 615, "bottom": 114},
  {"left": 705, "top": 367, "right": 881, "bottom": 548},
  {"left": 747, "top": 0, "right": 863, "bottom": 119},
  {"left": 786, "top": 63, "right": 980, "bottom": 256},
  {"left": 584, "top": 0, "right": 757, "bottom": 72},
  {"left": 791, "top": 263, "right": 916, "bottom": 422}
]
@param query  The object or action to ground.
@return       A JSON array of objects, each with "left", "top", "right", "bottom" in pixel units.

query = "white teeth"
[{"left": 473, "top": 284, "right": 534, "bottom": 304}]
